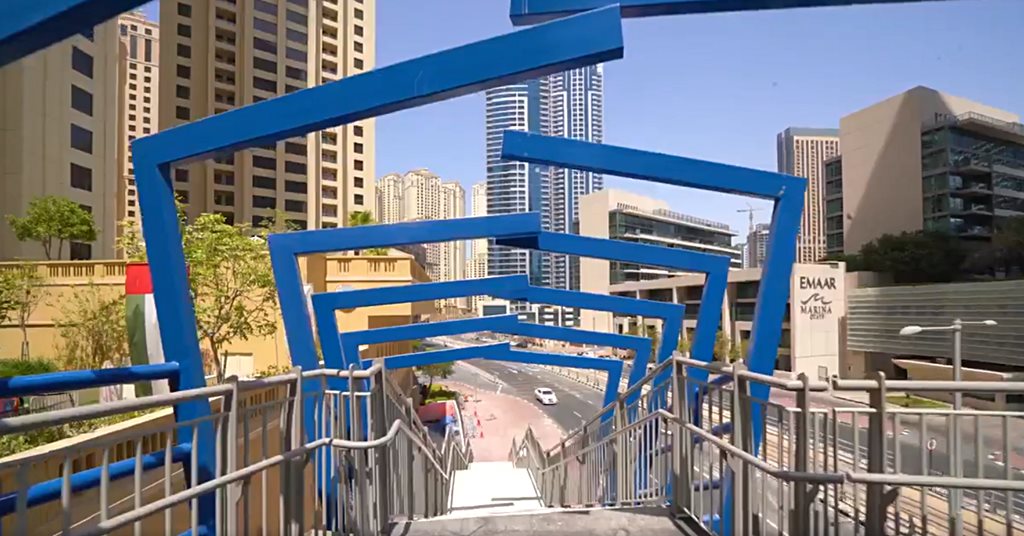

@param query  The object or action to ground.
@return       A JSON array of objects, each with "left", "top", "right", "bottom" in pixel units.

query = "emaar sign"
[
  {"left": 789, "top": 265, "right": 846, "bottom": 380},
  {"left": 798, "top": 276, "right": 837, "bottom": 320}
]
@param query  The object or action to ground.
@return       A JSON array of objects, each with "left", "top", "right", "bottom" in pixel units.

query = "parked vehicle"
[{"left": 534, "top": 387, "right": 558, "bottom": 405}]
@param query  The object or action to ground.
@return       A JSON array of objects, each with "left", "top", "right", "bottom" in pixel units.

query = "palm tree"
[{"left": 347, "top": 211, "right": 388, "bottom": 255}]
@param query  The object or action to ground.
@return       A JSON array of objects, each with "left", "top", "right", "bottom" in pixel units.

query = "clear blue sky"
[{"left": 144, "top": 0, "right": 1023, "bottom": 237}]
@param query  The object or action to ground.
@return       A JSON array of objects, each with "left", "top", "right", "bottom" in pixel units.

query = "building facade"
[
  {"left": 466, "top": 182, "right": 489, "bottom": 311},
  {"left": 578, "top": 189, "right": 740, "bottom": 331},
  {"left": 159, "top": 0, "right": 375, "bottom": 230},
  {"left": 0, "top": 21, "right": 126, "bottom": 260},
  {"left": 549, "top": 65, "right": 604, "bottom": 290},
  {"left": 484, "top": 80, "right": 551, "bottom": 289},
  {"left": 823, "top": 155, "right": 844, "bottom": 255},
  {"left": 375, "top": 170, "right": 465, "bottom": 301},
  {"left": 777, "top": 127, "right": 840, "bottom": 263},
  {"left": 829, "top": 86, "right": 1021, "bottom": 255},
  {"left": 745, "top": 223, "right": 770, "bottom": 268},
  {"left": 118, "top": 12, "right": 160, "bottom": 229}
]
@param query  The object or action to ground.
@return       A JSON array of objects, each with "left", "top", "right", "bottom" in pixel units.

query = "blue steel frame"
[
  {"left": 508, "top": 0, "right": 952, "bottom": 25},
  {"left": 0, "top": 0, "right": 152, "bottom": 67},
  {"left": 127, "top": 9, "right": 624, "bottom": 533}
]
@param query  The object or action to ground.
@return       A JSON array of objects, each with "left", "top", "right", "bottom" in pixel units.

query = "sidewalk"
[{"left": 442, "top": 380, "right": 565, "bottom": 462}]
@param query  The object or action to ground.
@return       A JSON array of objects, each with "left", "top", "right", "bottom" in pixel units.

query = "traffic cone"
[{"left": 479, "top": 429, "right": 484, "bottom": 438}]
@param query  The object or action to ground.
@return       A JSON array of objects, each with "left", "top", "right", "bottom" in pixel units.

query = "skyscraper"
[
  {"left": 118, "top": 12, "right": 160, "bottom": 229},
  {"left": 466, "top": 182, "right": 488, "bottom": 312},
  {"left": 375, "top": 169, "right": 465, "bottom": 287},
  {"left": 745, "top": 223, "right": 770, "bottom": 269},
  {"left": 159, "top": 0, "right": 375, "bottom": 230},
  {"left": 549, "top": 65, "right": 604, "bottom": 289},
  {"left": 777, "top": 127, "right": 840, "bottom": 263},
  {"left": 484, "top": 79, "right": 551, "bottom": 288},
  {"left": 0, "top": 20, "right": 126, "bottom": 260}
]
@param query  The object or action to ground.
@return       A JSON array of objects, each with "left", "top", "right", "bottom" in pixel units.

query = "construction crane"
[{"left": 736, "top": 203, "right": 765, "bottom": 235}]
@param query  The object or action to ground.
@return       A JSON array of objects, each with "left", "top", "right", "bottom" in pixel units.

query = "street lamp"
[{"left": 899, "top": 318, "right": 998, "bottom": 536}]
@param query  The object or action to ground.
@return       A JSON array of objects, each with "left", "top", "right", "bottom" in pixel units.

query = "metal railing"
[
  {"left": 511, "top": 356, "right": 1024, "bottom": 536},
  {"left": 0, "top": 364, "right": 471, "bottom": 535}
]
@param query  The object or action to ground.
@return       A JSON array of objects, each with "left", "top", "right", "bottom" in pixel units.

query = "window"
[
  {"left": 253, "top": 56, "right": 277, "bottom": 74},
  {"left": 284, "top": 199, "right": 306, "bottom": 212},
  {"left": 285, "top": 180, "right": 305, "bottom": 193},
  {"left": 354, "top": 177, "right": 364, "bottom": 188},
  {"left": 214, "top": 170, "right": 235, "bottom": 185},
  {"left": 284, "top": 142, "right": 305, "bottom": 155},
  {"left": 177, "top": 23, "right": 191, "bottom": 38},
  {"left": 285, "top": 66, "right": 305, "bottom": 81},
  {"left": 176, "top": 189, "right": 191, "bottom": 203},
  {"left": 253, "top": 37, "right": 276, "bottom": 53},
  {"left": 285, "top": 46, "right": 305, "bottom": 62},
  {"left": 354, "top": 41, "right": 363, "bottom": 53},
  {"left": 286, "top": 10, "right": 307, "bottom": 25},
  {"left": 175, "top": 168, "right": 189, "bottom": 183},
  {"left": 70, "top": 242, "right": 92, "bottom": 261},
  {"left": 145, "top": 39, "right": 152, "bottom": 62},
  {"left": 353, "top": 58, "right": 363, "bottom": 70},
  {"left": 353, "top": 142, "right": 363, "bottom": 154},
  {"left": 285, "top": 161, "right": 306, "bottom": 174},
  {"left": 254, "top": 0, "right": 277, "bottom": 16},
  {"left": 176, "top": 84, "right": 190, "bottom": 99},
  {"left": 129, "top": 83, "right": 137, "bottom": 91},
  {"left": 287, "top": 219, "right": 306, "bottom": 230},
  {"left": 253, "top": 18, "right": 277, "bottom": 35},
  {"left": 71, "top": 47, "right": 93, "bottom": 78},
  {"left": 354, "top": 8, "right": 363, "bottom": 20},
  {"left": 129, "top": 114, "right": 137, "bottom": 121},
  {"left": 285, "top": 84, "right": 302, "bottom": 94},
  {"left": 130, "top": 35, "right": 138, "bottom": 58},
  {"left": 253, "top": 175, "right": 276, "bottom": 189},
  {"left": 353, "top": 125, "right": 363, "bottom": 137},
  {"left": 354, "top": 160, "right": 364, "bottom": 171},
  {"left": 252, "top": 195, "right": 276, "bottom": 209},
  {"left": 121, "top": 24, "right": 128, "bottom": 36},
  {"left": 178, "top": 2, "right": 192, "bottom": 16},
  {"left": 176, "top": 106, "right": 190, "bottom": 120},
  {"left": 218, "top": 212, "right": 236, "bottom": 225},
  {"left": 177, "top": 65, "right": 191, "bottom": 79},
  {"left": 177, "top": 43, "right": 191, "bottom": 58},
  {"left": 253, "top": 76, "right": 277, "bottom": 92},
  {"left": 129, "top": 104, "right": 136, "bottom": 111},
  {"left": 214, "top": 190, "right": 235, "bottom": 206},
  {"left": 286, "top": 28, "right": 306, "bottom": 44},
  {"left": 70, "top": 163, "right": 92, "bottom": 191},
  {"left": 252, "top": 155, "right": 276, "bottom": 170},
  {"left": 70, "top": 124, "right": 93, "bottom": 154},
  {"left": 215, "top": 154, "right": 234, "bottom": 165},
  {"left": 354, "top": 194, "right": 364, "bottom": 205},
  {"left": 354, "top": 25, "right": 363, "bottom": 37},
  {"left": 71, "top": 85, "right": 93, "bottom": 116}
]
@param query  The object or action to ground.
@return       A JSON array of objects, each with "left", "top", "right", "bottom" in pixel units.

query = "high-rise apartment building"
[
  {"left": 466, "top": 182, "right": 488, "bottom": 312},
  {"left": 549, "top": 65, "right": 604, "bottom": 290},
  {"left": 824, "top": 86, "right": 1023, "bottom": 256},
  {"left": 118, "top": 12, "right": 160, "bottom": 228},
  {"left": 0, "top": 22, "right": 126, "bottom": 260},
  {"left": 485, "top": 79, "right": 551, "bottom": 289},
  {"left": 745, "top": 223, "right": 770, "bottom": 269},
  {"left": 159, "top": 0, "right": 375, "bottom": 230},
  {"left": 777, "top": 127, "right": 840, "bottom": 263},
  {"left": 375, "top": 170, "right": 465, "bottom": 289}
]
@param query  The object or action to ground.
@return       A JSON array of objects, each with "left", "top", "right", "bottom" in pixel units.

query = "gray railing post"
[
  {"left": 865, "top": 371, "right": 889, "bottom": 535},
  {"left": 282, "top": 367, "right": 305, "bottom": 536},
  {"left": 790, "top": 373, "right": 812, "bottom": 535},
  {"left": 671, "top": 358, "right": 691, "bottom": 515},
  {"left": 371, "top": 366, "right": 391, "bottom": 532},
  {"left": 730, "top": 362, "right": 751, "bottom": 535},
  {"left": 224, "top": 376, "right": 240, "bottom": 536},
  {"left": 614, "top": 398, "right": 628, "bottom": 506}
]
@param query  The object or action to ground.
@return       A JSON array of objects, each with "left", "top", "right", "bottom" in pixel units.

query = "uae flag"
[{"left": 126, "top": 263, "right": 170, "bottom": 396}]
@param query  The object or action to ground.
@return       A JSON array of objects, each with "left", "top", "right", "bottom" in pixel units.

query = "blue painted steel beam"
[
  {"left": 0, "top": 0, "right": 150, "bottom": 67},
  {"left": 509, "top": 0, "right": 953, "bottom": 25},
  {"left": 0, "top": 363, "right": 180, "bottom": 398}
]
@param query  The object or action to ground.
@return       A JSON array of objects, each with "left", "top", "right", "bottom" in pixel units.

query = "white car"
[{"left": 534, "top": 387, "right": 558, "bottom": 405}]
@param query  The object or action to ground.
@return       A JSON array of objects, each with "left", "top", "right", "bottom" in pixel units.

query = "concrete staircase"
[{"left": 445, "top": 461, "right": 545, "bottom": 518}]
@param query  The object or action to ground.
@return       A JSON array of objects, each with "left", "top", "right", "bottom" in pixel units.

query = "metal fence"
[
  {"left": 513, "top": 356, "right": 1024, "bottom": 536},
  {"left": 0, "top": 365, "right": 471, "bottom": 536}
]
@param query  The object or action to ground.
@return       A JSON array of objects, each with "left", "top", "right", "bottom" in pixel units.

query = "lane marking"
[{"left": 573, "top": 411, "right": 582, "bottom": 419}]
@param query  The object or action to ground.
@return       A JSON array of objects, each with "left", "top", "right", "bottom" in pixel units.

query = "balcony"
[
  {"left": 949, "top": 181, "right": 991, "bottom": 197},
  {"left": 951, "top": 156, "right": 992, "bottom": 176}
]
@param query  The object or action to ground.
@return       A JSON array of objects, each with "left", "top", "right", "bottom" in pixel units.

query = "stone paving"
[{"left": 441, "top": 380, "right": 565, "bottom": 462}]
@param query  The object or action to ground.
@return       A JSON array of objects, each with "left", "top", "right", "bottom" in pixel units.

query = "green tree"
[
  {"left": 643, "top": 324, "right": 660, "bottom": 359},
  {"left": 119, "top": 212, "right": 280, "bottom": 382},
  {"left": 677, "top": 335, "right": 690, "bottom": 357},
  {"left": 417, "top": 362, "right": 455, "bottom": 393},
  {"left": 6, "top": 266, "right": 46, "bottom": 358},
  {"left": 347, "top": 210, "right": 388, "bottom": 255},
  {"left": 712, "top": 330, "right": 731, "bottom": 362},
  {"left": 728, "top": 341, "right": 742, "bottom": 363},
  {"left": 56, "top": 283, "right": 127, "bottom": 371},
  {"left": 7, "top": 196, "right": 98, "bottom": 260},
  {"left": 992, "top": 215, "right": 1024, "bottom": 276},
  {"left": 858, "top": 231, "right": 966, "bottom": 284}
]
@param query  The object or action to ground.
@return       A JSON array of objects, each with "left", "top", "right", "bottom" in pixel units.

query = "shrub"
[{"left": 0, "top": 357, "right": 59, "bottom": 378}]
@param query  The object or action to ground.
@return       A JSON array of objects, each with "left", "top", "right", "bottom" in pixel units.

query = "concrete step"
[
  {"left": 387, "top": 506, "right": 697, "bottom": 535},
  {"left": 446, "top": 462, "right": 544, "bottom": 518}
]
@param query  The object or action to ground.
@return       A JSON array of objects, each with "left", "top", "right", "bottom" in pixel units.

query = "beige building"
[
  {"left": 0, "top": 22, "right": 126, "bottom": 260},
  {"left": 159, "top": 0, "right": 376, "bottom": 229},
  {"left": 376, "top": 170, "right": 466, "bottom": 304},
  {"left": 466, "top": 182, "right": 488, "bottom": 311},
  {"left": 776, "top": 127, "right": 840, "bottom": 263},
  {"left": 829, "top": 86, "right": 1020, "bottom": 255},
  {"left": 117, "top": 12, "right": 160, "bottom": 227}
]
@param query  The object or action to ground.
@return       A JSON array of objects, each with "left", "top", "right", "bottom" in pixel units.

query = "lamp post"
[{"left": 899, "top": 318, "right": 998, "bottom": 536}]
